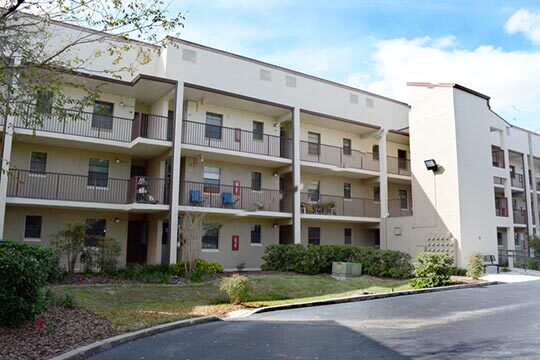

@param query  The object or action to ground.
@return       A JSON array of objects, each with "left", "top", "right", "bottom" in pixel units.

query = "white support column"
[
  {"left": 378, "top": 129, "right": 389, "bottom": 249},
  {"left": 292, "top": 107, "right": 301, "bottom": 244},
  {"left": 528, "top": 133, "right": 540, "bottom": 234},
  {"left": 0, "top": 116, "right": 14, "bottom": 238},
  {"left": 523, "top": 153, "right": 534, "bottom": 236},
  {"left": 501, "top": 129, "right": 515, "bottom": 267},
  {"left": 168, "top": 82, "right": 184, "bottom": 264}
]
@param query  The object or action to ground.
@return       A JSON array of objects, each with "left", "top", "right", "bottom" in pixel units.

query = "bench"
[{"left": 482, "top": 255, "right": 500, "bottom": 274}]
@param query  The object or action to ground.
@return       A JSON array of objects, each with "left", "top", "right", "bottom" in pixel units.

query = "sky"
[{"left": 171, "top": 0, "right": 540, "bottom": 131}]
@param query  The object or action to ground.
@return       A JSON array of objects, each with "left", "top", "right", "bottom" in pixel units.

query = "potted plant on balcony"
[{"left": 320, "top": 201, "right": 336, "bottom": 215}]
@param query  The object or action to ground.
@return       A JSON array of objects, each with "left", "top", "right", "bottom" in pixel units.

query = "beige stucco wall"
[{"left": 301, "top": 220, "right": 378, "bottom": 247}]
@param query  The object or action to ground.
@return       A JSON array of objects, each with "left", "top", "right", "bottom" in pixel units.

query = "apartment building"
[{"left": 2, "top": 21, "right": 536, "bottom": 269}]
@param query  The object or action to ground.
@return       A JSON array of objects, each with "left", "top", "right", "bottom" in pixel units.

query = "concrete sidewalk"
[{"left": 481, "top": 268, "right": 540, "bottom": 283}]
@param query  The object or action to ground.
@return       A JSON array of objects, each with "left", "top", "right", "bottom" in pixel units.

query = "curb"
[
  {"left": 51, "top": 316, "right": 221, "bottom": 360},
  {"left": 228, "top": 281, "right": 500, "bottom": 319}
]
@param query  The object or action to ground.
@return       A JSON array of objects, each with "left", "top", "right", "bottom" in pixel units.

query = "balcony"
[
  {"left": 7, "top": 170, "right": 169, "bottom": 206},
  {"left": 179, "top": 181, "right": 291, "bottom": 214},
  {"left": 300, "top": 193, "right": 380, "bottom": 218},
  {"left": 511, "top": 173, "right": 524, "bottom": 189},
  {"left": 11, "top": 106, "right": 172, "bottom": 143},
  {"left": 299, "top": 141, "right": 379, "bottom": 172},
  {"left": 492, "top": 146, "right": 505, "bottom": 168},
  {"left": 493, "top": 176, "right": 505, "bottom": 186},
  {"left": 181, "top": 120, "right": 292, "bottom": 159},
  {"left": 387, "top": 156, "right": 411, "bottom": 176},
  {"left": 513, "top": 209, "right": 527, "bottom": 225},
  {"left": 495, "top": 197, "right": 508, "bottom": 217},
  {"left": 388, "top": 198, "right": 413, "bottom": 217}
]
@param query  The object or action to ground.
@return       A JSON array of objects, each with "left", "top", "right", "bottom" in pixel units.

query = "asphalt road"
[{"left": 88, "top": 281, "right": 540, "bottom": 359}]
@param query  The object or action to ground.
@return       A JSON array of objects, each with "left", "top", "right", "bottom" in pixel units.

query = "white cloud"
[
  {"left": 505, "top": 8, "right": 540, "bottom": 44},
  {"left": 362, "top": 36, "right": 540, "bottom": 129}
]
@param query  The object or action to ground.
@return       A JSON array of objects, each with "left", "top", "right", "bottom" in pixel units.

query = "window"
[
  {"left": 30, "top": 152, "right": 47, "bottom": 174},
  {"left": 308, "top": 227, "right": 320, "bottom": 245},
  {"left": 497, "top": 232, "right": 503, "bottom": 247},
  {"left": 307, "top": 132, "right": 320, "bottom": 156},
  {"left": 88, "top": 158, "right": 109, "bottom": 187},
  {"left": 307, "top": 181, "right": 320, "bottom": 202},
  {"left": 203, "top": 166, "right": 220, "bottom": 193},
  {"left": 374, "top": 229, "right": 381, "bottom": 248},
  {"left": 344, "top": 183, "right": 351, "bottom": 199},
  {"left": 202, "top": 224, "right": 219, "bottom": 249},
  {"left": 344, "top": 228, "right": 352, "bottom": 245},
  {"left": 205, "top": 112, "right": 222, "bottom": 140},
  {"left": 372, "top": 145, "right": 379, "bottom": 161},
  {"left": 399, "top": 189, "right": 408, "bottom": 209},
  {"left": 252, "top": 121, "right": 264, "bottom": 141},
  {"left": 374, "top": 186, "right": 380, "bottom": 202},
  {"left": 35, "top": 90, "right": 53, "bottom": 114},
  {"left": 251, "top": 172, "right": 262, "bottom": 191},
  {"left": 85, "top": 218, "right": 106, "bottom": 247},
  {"left": 398, "top": 149, "right": 408, "bottom": 170},
  {"left": 92, "top": 101, "right": 114, "bottom": 130},
  {"left": 251, "top": 224, "right": 261, "bottom": 244},
  {"left": 510, "top": 165, "right": 516, "bottom": 178},
  {"left": 343, "top": 138, "right": 351, "bottom": 155},
  {"left": 24, "top": 215, "right": 42, "bottom": 239}
]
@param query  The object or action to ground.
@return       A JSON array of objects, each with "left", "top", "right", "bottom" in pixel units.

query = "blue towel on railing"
[
  {"left": 222, "top": 192, "right": 234, "bottom": 205},
  {"left": 190, "top": 190, "right": 202, "bottom": 204}
]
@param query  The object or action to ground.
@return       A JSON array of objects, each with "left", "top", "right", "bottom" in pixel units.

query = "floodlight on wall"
[
  {"left": 424, "top": 159, "right": 439, "bottom": 172},
  {"left": 114, "top": 218, "right": 120, "bottom": 223}
]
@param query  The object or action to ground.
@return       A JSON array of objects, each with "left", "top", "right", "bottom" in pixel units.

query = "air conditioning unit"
[{"left": 332, "top": 261, "right": 362, "bottom": 277}]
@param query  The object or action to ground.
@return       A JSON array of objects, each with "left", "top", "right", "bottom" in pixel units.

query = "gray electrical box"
[{"left": 332, "top": 262, "right": 362, "bottom": 277}]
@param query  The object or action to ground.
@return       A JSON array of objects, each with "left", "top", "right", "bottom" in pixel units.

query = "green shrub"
[
  {"left": 96, "top": 237, "right": 121, "bottom": 275},
  {"left": 190, "top": 259, "right": 224, "bottom": 282},
  {"left": 449, "top": 267, "right": 467, "bottom": 276},
  {"left": 56, "top": 291, "right": 77, "bottom": 308},
  {"left": 0, "top": 242, "right": 51, "bottom": 327},
  {"left": 412, "top": 252, "right": 454, "bottom": 289},
  {"left": 0, "top": 241, "right": 61, "bottom": 282},
  {"left": 114, "top": 260, "right": 223, "bottom": 283},
  {"left": 261, "top": 244, "right": 412, "bottom": 278},
  {"left": 466, "top": 254, "right": 484, "bottom": 279},
  {"left": 220, "top": 274, "right": 250, "bottom": 304}
]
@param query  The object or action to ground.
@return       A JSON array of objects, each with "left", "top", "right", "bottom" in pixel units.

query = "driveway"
[{"left": 88, "top": 280, "right": 540, "bottom": 359}]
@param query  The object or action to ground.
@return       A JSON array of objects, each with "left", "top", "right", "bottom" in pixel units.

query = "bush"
[
  {"left": 114, "top": 259, "right": 224, "bottom": 283},
  {"left": 412, "top": 252, "right": 454, "bottom": 289},
  {"left": 220, "top": 274, "right": 250, "bottom": 304},
  {"left": 261, "top": 244, "right": 412, "bottom": 278},
  {"left": 190, "top": 259, "right": 225, "bottom": 282},
  {"left": 56, "top": 292, "right": 77, "bottom": 308},
  {"left": 449, "top": 267, "right": 467, "bottom": 276},
  {"left": 96, "top": 237, "right": 121, "bottom": 275},
  {"left": 0, "top": 241, "right": 61, "bottom": 282},
  {"left": 466, "top": 254, "right": 484, "bottom": 279},
  {"left": 51, "top": 221, "right": 88, "bottom": 275},
  {"left": 0, "top": 242, "right": 53, "bottom": 327}
]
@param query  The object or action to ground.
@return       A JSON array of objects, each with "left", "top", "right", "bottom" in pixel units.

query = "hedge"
[{"left": 261, "top": 244, "right": 412, "bottom": 278}]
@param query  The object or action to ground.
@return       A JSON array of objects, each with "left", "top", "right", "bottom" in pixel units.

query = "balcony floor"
[
  {"left": 300, "top": 161, "right": 379, "bottom": 179},
  {"left": 300, "top": 213, "right": 380, "bottom": 223},
  {"left": 7, "top": 197, "right": 170, "bottom": 213},
  {"left": 178, "top": 205, "right": 292, "bottom": 219},
  {"left": 182, "top": 144, "right": 292, "bottom": 167}
]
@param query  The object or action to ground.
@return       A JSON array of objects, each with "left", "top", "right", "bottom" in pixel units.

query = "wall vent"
[
  {"left": 286, "top": 75, "right": 297, "bottom": 88},
  {"left": 366, "top": 97, "right": 374, "bottom": 108},
  {"left": 260, "top": 69, "right": 272, "bottom": 82},
  {"left": 182, "top": 49, "right": 197, "bottom": 63},
  {"left": 349, "top": 93, "right": 359, "bottom": 104}
]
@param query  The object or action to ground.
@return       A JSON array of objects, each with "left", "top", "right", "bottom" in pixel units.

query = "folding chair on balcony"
[
  {"left": 189, "top": 190, "right": 205, "bottom": 206},
  {"left": 222, "top": 192, "right": 239, "bottom": 208}
]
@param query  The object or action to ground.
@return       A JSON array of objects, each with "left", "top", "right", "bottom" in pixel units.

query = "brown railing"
[
  {"left": 181, "top": 120, "right": 292, "bottom": 159},
  {"left": 493, "top": 176, "right": 505, "bottom": 185},
  {"left": 179, "top": 181, "right": 291, "bottom": 213},
  {"left": 495, "top": 197, "right": 508, "bottom": 217},
  {"left": 511, "top": 173, "right": 524, "bottom": 188},
  {"left": 492, "top": 146, "right": 505, "bottom": 168},
  {"left": 513, "top": 209, "right": 527, "bottom": 225},
  {"left": 387, "top": 156, "right": 411, "bottom": 176},
  {"left": 300, "top": 193, "right": 380, "bottom": 218},
  {"left": 388, "top": 198, "right": 413, "bottom": 217},
  {"left": 11, "top": 105, "right": 171, "bottom": 142},
  {"left": 7, "top": 170, "right": 169, "bottom": 205},
  {"left": 300, "top": 141, "right": 379, "bottom": 171}
]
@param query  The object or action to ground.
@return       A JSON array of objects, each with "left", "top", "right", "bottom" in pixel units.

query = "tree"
[
  {"left": 0, "top": 0, "right": 184, "bottom": 136},
  {"left": 179, "top": 212, "right": 208, "bottom": 277},
  {"left": 51, "top": 221, "right": 88, "bottom": 274}
]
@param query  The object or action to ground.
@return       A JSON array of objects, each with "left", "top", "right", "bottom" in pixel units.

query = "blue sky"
[{"left": 172, "top": 0, "right": 540, "bottom": 130}]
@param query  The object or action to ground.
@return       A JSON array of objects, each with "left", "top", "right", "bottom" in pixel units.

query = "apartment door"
[
  {"left": 280, "top": 126, "right": 287, "bottom": 158},
  {"left": 161, "top": 221, "right": 169, "bottom": 264},
  {"left": 279, "top": 225, "right": 293, "bottom": 244},
  {"left": 167, "top": 110, "right": 174, "bottom": 141},
  {"left": 163, "top": 160, "right": 172, "bottom": 205},
  {"left": 308, "top": 132, "right": 321, "bottom": 156},
  {"left": 126, "top": 221, "right": 148, "bottom": 264},
  {"left": 279, "top": 176, "right": 285, "bottom": 212},
  {"left": 398, "top": 149, "right": 407, "bottom": 170}
]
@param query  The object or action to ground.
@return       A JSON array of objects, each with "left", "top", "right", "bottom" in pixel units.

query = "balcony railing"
[
  {"left": 181, "top": 120, "right": 292, "bottom": 159},
  {"left": 179, "top": 181, "right": 291, "bottom": 213},
  {"left": 7, "top": 170, "right": 169, "bottom": 205},
  {"left": 513, "top": 209, "right": 527, "bottom": 225},
  {"left": 492, "top": 146, "right": 505, "bottom": 168},
  {"left": 493, "top": 176, "right": 505, "bottom": 185},
  {"left": 300, "top": 193, "right": 380, "bottom": 218},
  {"left": 11, "top": 106, "right": 172, "bottom": 143},
  {"left": 299, "top": 141, "right": 379, "bottom": 171},
  {"left": 388, "top": 198, "right": 413, "bottom": 217},
  {"left": 495, "top": 197, "right": 508, "bottom": 217},
  {"left": 387, "top": 156, "right": 411, "bottom": 176},
  {"left": 511, "top": 173, "right": 524, "bottom": 189}
]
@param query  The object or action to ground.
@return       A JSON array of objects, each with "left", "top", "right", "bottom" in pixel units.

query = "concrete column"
[
  {"left": 523, "top": 153, "right": 534, "bottom": 236},
  {"left": 507, "top": 226, "right": 515, "bottom": 267},
  {"left": 528, "top": 133, "right": 540, "bottom": 234},
  {"left": 0, "top": 116, "right": 14, "bottom": 238},
  {"left": 292, "top": 107, "right": 301, "bottom": 244},
  {"left": 168, "top": 82, "right": 184, "bottom": 264},
  {"left": 501, "top": 130, "right": 515, "bottom": 267},
  {"left": 378, "top": 129, "right": 389, "bottom": 249}
]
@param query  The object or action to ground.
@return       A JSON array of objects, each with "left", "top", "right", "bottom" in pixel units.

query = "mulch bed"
[{"left": 0, "top": 307, "right": 119, "bottom": 360}]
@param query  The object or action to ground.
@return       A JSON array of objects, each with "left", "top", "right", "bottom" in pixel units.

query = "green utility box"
[{"left": 332, "top": 261, "right": 362, "bottom": 277}]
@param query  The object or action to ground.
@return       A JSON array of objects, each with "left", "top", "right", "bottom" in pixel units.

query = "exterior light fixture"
[
  {"left": 119, "top": 101, "right": 125, "bottom": 107},
  {"left": 424, "top": 159, "right": 439, "bottom": 171},
  {"left": 114, "top": 217, "right": 120, "bottom": 223},
  {"left": 273, "top": 224, "right": 278, "bottom": 229},
  {"left": 115, "top": 158, "right": 121, "bottom": 164}
]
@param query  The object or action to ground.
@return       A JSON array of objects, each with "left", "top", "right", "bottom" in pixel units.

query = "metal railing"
[
  {"left": 11, "top": 105, "right": 171, "bottom": 142},
  {"left": 300, "top": 193, "right": 380, "bottom": 218},
  {"left": 492, "top": 146, "right": 505, "bottom": 168},
  {"left": 7, "top": 169, "right": 169, "bottom": 205},
  {"left": 387, "top": 156, "right": 411, "bottom": 176},
  {"left": 499, "top": 249, "right": 540, "bottom": 270},
  {"left": 495, "top": 197, "right": 508, "bottom": 217},
  {"left": 511, "top": 173, "right": 524, "bottom": 188},
  {"left": 388, "top": 198, "right": 413, "bottom": 217},
  {"left": 493, "top": 176, "right": 505, "bottom": 185},
  {"left": 299, "top": 141, "right": 379, "bottom": 171},
  {"left": 513, "top": 209, "right": 527, "bottom": 224},
  {"left": 181, "top": 120, "right": 293, "bottom": 159},
  {"left": 179, "top": 181, "right": 291, "bottom": 213}
]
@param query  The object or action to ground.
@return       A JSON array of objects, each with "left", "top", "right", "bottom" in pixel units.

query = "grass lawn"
[{"left": 50, "top": 274, "right": 412, "bottom": 331}]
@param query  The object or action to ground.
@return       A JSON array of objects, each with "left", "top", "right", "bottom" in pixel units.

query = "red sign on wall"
[
  {"left": 232, "top": 235, "right": 239, "bottom": 251},
  {"left": 233, "top": 180, "right": 240, "bottom": 196}
]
